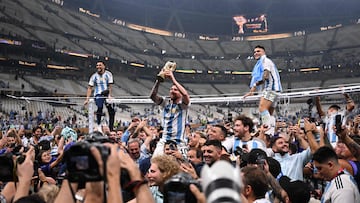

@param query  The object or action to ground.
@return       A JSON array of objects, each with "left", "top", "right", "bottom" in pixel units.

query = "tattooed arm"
[{"left": 338, "top": 128, "right": 360, "bottom": 161}]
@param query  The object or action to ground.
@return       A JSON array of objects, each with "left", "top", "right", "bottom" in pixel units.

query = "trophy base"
[{"left": 156, "top": 75, "right": 165, "bottom": 82}]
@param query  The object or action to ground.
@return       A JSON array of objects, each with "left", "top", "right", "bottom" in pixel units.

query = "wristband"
[{"left": 305, "top": 130, "right": 313, "bottom": 134}]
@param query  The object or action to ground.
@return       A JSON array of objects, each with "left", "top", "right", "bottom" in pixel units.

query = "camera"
[
  {"left": 0, "top": 153, "right": 39, "bottom": 182},
  {"left": 234, "top": 146, "right": 248, "bottom": 167},
  {"left": 64, "top": 135, "right": 111, "bottom": 182},
  {"left": 234, "top": 146, "right": 247, "bottom": 157},
  {"left": 164, "top": 172, "right": 200, "bottom": 203},
  {"left": 0, "top": 153, "right": 15, "bottom": 182},
  {"left": 64, "top": 132, "right": 133, "bottom": 202}
]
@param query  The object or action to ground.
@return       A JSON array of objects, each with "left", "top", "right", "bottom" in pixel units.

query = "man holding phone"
[
  {"left": 229, "top": 115, "right": 267, "bottom": 155},
  {"left": 315, "top": 93, "right": 355, "bottom": 147}
]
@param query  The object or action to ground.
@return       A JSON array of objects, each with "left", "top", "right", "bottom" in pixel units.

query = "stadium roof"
[{"left": 65, "top": 0, "right": 360, "bottom": 35}]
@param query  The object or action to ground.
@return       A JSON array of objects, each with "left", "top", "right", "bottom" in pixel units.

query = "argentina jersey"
[
  {"left": 262, "top": 56, "right": 282, "bottom": 92},
  {"left": 88, "top": 70, "right": 113, "bottom": 96},
  {"left": 160, "top": 98, "right": 189, "bottom": 144},
  {"left": 232, "top": 137, "right": 266, "bottom": 154}
]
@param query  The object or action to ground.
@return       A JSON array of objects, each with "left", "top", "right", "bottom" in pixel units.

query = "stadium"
[
  {"left": 2, "top": 1, "right": 360, "bottom": 203},
  {"left": 0, "top": 0, "right": 360, "bottom": 131}
]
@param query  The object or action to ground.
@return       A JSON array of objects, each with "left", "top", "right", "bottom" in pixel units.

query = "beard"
[
  {"left": 97, "top": 68, "right": 104, "bottom": 74},
  {"left": 275, "top": 148, "right": 288, "bottom": 156}
]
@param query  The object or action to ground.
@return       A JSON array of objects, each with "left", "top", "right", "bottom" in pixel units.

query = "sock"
[
  {"left": 260, "top": 110, "right": 275, "bottom": 136},
  {"left": 260, "top": 110, "right": 271, "bottom": 127}
]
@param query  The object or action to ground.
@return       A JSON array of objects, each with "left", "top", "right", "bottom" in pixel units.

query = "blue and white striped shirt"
[
  {"left": 159, "top": 98, "right": 189, "bottom": 145},
  {"left": 261, "top": 55, "right": 282, "bottom": 92},
  {"left": 88, "top": 70, "right": 113, "bottom": 96}
]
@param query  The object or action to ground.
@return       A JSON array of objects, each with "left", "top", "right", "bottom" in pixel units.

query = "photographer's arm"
[
  {"left": 84, "top": 182, "right": 104, "bottom": 203},
  {"left": 13, "top": 147, "right": 35, "bottom": 202},
  {"left": 150, "top": 80, "right": 163, "bottom": 105},
  {"left": 54, "top": 180, "right": 79, "bottom": 203},
  {"left": 1, "top": 182, "right": 16, "bottom": 203},
  {"left": 189, "top": 184, "right": 206, "bottom": 203},
  {"left": 118, "top": 149, "right": 154, "bottom": 203}
]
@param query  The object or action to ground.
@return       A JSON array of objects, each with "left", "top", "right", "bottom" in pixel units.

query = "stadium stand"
[{"left": 0, "top": 0, "right": 359, "bottom": 130}]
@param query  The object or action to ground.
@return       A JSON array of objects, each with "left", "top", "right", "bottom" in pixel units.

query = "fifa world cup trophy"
[{"left": 157, "top": 61, "right": 177, "bottom": 82}]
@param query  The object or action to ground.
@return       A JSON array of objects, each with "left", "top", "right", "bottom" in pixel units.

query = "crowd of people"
[{"left": 1, "top": 46, "right": 360, "bottom": 203}]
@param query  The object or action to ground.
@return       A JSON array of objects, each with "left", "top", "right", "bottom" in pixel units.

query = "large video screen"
[{"left": 233, "top": 14, "right": 268, "bottom": 34}]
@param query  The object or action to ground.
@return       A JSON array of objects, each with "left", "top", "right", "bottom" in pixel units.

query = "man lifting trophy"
[
  {"left": 157, "top": 61, "right": 177, "bottom": 82},
  {"left": 150, "top": 60, "right": 190, "bottom": 157}
]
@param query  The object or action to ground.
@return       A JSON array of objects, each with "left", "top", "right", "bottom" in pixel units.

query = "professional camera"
[
  {"left": 0, "top": 152, "right": 38, "bottom": 182},
  {"left": 164, "top": 172, "right": 200, "bottom": 203},
  {"left": 201, "top": 161, "right": 242, "bottom": 203},
  {"left": 0, "top": 153, "right": 15, "bottom": 182},
  {"left": 64, "top": 134, "right": 111, "bottom": 183}
]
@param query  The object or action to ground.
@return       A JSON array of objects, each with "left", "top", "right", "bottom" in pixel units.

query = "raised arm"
[
  {"left": 354, "top": 115, "right": 360, "bottom": 135},
  {"left": 303, "top": 119, "right": 320, "bottom": 154},
  {"left": 315, "top": 96, "right": 325, "bottom": 117},
  {"left": 13, "top": 147, "right": 35, "bottom": 202},
  {"left": 166, "top": 70, "right": 190, "bottom": 105},
  {"left": 337, "top": 127, "right": 360, "bottom": 161},
  {"left": 149, "top": 80, "right": 163, "bottom": 105},
  {"left": 344, "top": 93, "right": 355, "bottom": 112}
]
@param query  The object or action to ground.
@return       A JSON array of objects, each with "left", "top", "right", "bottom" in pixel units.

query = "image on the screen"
[{"left": 233, "top": 14, "right": 268, "bottom": 34}]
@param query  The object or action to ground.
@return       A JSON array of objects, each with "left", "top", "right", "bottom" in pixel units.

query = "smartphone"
[{"left": 335, "top": 114, "right": 342, "bottom": 133}]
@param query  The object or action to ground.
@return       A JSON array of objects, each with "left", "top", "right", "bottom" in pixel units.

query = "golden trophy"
[{"left": 157, "top": 61, "right": 176, "bottom": 82}]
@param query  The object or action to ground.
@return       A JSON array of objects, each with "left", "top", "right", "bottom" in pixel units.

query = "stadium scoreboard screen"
[{"left": 233, "top": 14, "right": 268, "bottom": 34}]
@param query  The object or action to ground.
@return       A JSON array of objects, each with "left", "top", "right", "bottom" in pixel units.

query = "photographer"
[
  {"left": 54, "top": 142, "right": 153, "bottom": 203},
  {"left": 0, "top": 146, "right": 36, "bottom": 202}
]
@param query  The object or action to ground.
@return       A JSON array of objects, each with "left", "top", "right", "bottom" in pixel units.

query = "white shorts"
[{"left": 262, "top": 90, "right": 279, "bottom": 103}]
